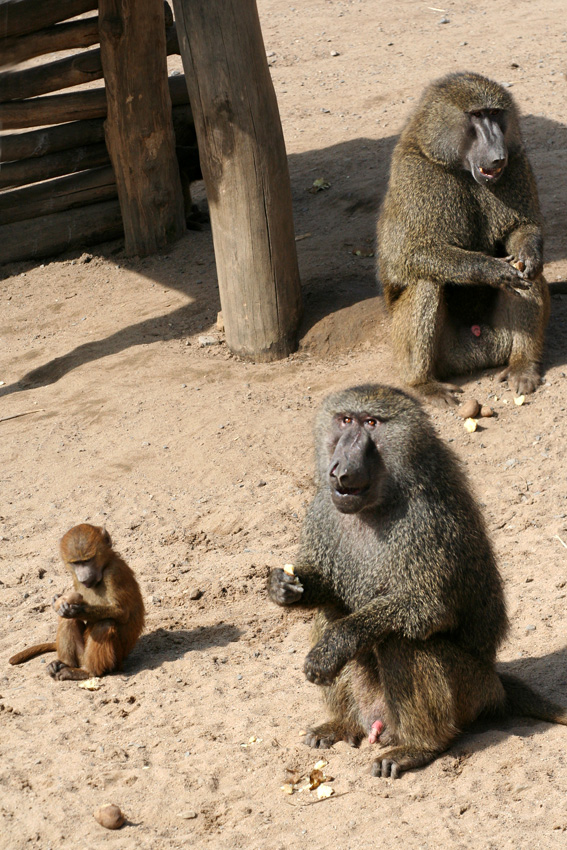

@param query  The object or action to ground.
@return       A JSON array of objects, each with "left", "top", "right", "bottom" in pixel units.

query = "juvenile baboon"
[
  {"left": 10, "top": 524, "right": 145, "bottom": 680},
  {"left": 377, "top": 72, "right": 550, "bottom": 406},
  {"left": 268, "top": 385, "right": 567, "bottom": 777}
]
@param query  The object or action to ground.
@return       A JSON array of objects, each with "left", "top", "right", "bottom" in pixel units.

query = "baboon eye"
[
  {"left": 365, "top": 418, "right": 379, "bottom": 428},
  {"left": 470, "top": 110, "right": 483, "bottom": 119},
  {"left": 489, "top": 108, "right": 501, "bottom": 116},
  {"left": 341, "top": 416, "right": 353, "bottom": 425}
]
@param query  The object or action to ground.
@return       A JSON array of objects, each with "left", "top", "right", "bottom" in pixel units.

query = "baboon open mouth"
[
  {"left": 479, "top": 165, "right": 503, "bottom": 179},
  {"left": 335, "top": 485, "right": 365, "bottom": 496}
]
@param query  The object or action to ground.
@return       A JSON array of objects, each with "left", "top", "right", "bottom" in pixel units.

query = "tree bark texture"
[
  {"left": 0, "top": 74, "right": 190, "bottom": 131},
  {"left": 0, "top": 199, "right": 123, "bottom": 264},
  {"left": 172, "top": 0, "right": 302, "bottom": 361},
  {"left": 0, "top": 0, "right": 98, "bottom": 40},
  {"left": 0, "top": 166, "right": 117, "bottom": 224},
  {"left": 1, "top": 16, "right": 99, "bottom": 67},
  {"left": 98, "top": 0, "right": 185, "bottom": 256}
]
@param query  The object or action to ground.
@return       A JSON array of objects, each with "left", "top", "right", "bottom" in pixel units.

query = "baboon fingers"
[
  {"left": 371, "top": 758, "right": 401, "bottom": 779},
  {"left": 267, "top": 568, "right": 304, "bottom": 606}
]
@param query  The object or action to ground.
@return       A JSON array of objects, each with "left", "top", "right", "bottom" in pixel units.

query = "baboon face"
[
  {"left": 463, "top": 108, "right": 509, "bottom": 185},
  {"left": 327, "top": 412, "right": 385, "bottom": 513},
  {"left": 60, "top": 524, "right": 112, "bottom": 588}
]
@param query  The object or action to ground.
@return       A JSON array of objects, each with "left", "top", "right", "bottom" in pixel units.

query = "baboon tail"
[
  {"left": 500, "top": 672, "right": 567, "bottom": 725},
  {"left": 9, "top": 643, "right": 57, "bottom": 665}
]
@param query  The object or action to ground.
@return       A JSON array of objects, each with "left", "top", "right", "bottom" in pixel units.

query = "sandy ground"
[{"left": 1, "top": 0, "right": 567, "bottom": 847}]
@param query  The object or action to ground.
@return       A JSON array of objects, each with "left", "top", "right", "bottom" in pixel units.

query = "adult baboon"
[
  {"left": 377, "top": 72, "right": 549, "bottom": 405},
  {"left": 269, "top": 385, "right": 567, "bottom": 777}
]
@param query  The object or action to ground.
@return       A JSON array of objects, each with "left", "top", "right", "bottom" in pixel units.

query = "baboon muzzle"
[{"left": 329, "top": 431, "right": 371, "bottom": 495}]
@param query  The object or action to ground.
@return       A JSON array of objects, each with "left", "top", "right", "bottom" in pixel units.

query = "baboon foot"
[
  {"left": 47, "top": 660, "right": 90, "bottom": 681},
  {"left": 411, "top": 381, "right": 464, "bottom": 407},
  {"left": 371, "top": 746, "right": 439, "bottom": 779},
  {"left": 304, "top": 721, "right": 362, "bottom": 749},
  {"left": 497, "top": 364, "right": 541, "bottom": 395}
]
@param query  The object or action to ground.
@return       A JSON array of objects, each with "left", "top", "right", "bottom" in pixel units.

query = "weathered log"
[
  {"left": 0, "top": 0, "right": 98, "bottom": 41},
  {"left": 0, "top": 199, "right": 123, "bottom": 265},
  {"left": 0, "top": 166, "right": 117, "bottom": 224},
  {"left": 0, "top": 73, "right": 190, "bottom": 130},
  {"left": 0, "top": 87, "right": 107, "bottom": 129},
  {"left": 0, "top": 118, "right": 105, "bottom": 162},
  {"left": 0, "top": 27, "right": 179, "bottom": 102},
  {"left": 172, "top": 0, "right": 302, "bottom": 361},
  {"left": 99, "top": 0, "right": 185, "bottom": 256},
  {"left": 1, "top": 16, "right": 99, "bottom": 68},
  {"left": 0, "top": 101, "right": 193, "bottom": 163},
  {"left": 0, "top": 142, "right": 109, "bottom": 190}
]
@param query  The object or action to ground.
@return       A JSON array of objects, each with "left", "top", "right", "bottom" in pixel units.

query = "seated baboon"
[
  {"left": 269, "top": 385, "right": 567, "bottom": 777},
  {"left": 377, "top": 71, "right": 550, "bottom": 405}
]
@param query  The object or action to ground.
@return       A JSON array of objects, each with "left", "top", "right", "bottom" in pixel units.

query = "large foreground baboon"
[
  {"left": 377, "top": 72, "right": 550, "bottom": 406},
  {"left": 269, "top": 386, "right": 567, "bottom": 777}
]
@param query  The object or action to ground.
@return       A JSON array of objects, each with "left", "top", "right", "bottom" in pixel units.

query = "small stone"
[
  {"left": 198, "top": 335, "right": 219, "bottom": 347},
  {"left": 189, "top": 588, "right": 203, "bottom": 600},
  {"left": 257, "top": 480, "right": 267, "bottom": 487},
  {"left": 330, "top": 50, "right": 339, "bottom": 56},
  {"left": 525, "top": 624, "right": 536, "bottom": 631},
  {"left": 480, "top": 405, "right": 494, "bottom": 418},
  {"left": 179, "top": 810, "right": 198, "bottom": 820},
  {"left": 439, "top": 16, "right": 450, "bottom": 23},
  {"left": 94, "top": 804, "right": 125, "bottom": 830}
]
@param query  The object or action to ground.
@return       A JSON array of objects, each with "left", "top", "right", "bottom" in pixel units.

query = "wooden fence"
[{"left": 0, "top": 0, "right": 198, "bottom": 263}]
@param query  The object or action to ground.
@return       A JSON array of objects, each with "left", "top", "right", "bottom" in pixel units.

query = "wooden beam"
[
  {"left": 0, "top": 199, "right": 123, "bottom": 265},
  {"left": 0, "top": 166, "right": 117, "bottom": 224},
  {"left": 0, "top": 118, "right": 105, "bottom": 162},
  {"left": 0, "top": 141, "right": 109, "bottom": 190},
  {"left": 1, "top": 16, "right": 99, "bottom": 67},
  {"left": 0, "top": 26, "right": 179, "bottom": 102},
  {"left": 0, "top": 0, "right": 98, "bottom": 40},
  {"left": 0, "top": 73, "right": 190, "bottom": 130},
  {"left": 99, "top": 0, "right": 185, "bottom": 256},
  {"left": 0, "top": 101, "right": 193, "bottom": 163},
  {"left": 172, "top": 0, "right": 302, "bottom": 361}
]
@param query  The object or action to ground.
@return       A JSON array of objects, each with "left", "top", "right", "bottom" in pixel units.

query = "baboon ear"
[{"left": 102, "top": 528, "right": 112, "bottom": 548}]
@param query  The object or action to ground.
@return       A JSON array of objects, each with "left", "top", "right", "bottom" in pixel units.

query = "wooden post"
[
  {"left": 172, "top": 0, "right": 302, "bottom": 361},
  {"left": 98, "top": 0, "right": 185, "bottom": 256}
]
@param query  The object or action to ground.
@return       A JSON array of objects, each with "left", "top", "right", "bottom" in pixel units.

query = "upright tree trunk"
[
  {"left": 99, "top": 0, "right": 185, "bottom": 256},
  {"left": 172, "top": 0, "right": 302, "bottom": 361}
]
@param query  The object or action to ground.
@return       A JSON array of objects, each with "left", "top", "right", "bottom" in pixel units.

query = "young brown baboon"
[
  {"left": 9, "top": 524, "right": 145, "bottom": 680},
  {"left": 268, "top": 385, "right": 567, "bottom": 777},
  {"left": 377, "top": 72, "right": 550, "bottom": 406}
]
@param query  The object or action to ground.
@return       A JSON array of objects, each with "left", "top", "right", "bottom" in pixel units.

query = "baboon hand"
[
  {"left": 496, "top": 258, "right": 531, "bottom": 293},
  {"left": 505, "top": 253, "right": 543, "bottom": 281},
  {"left": 267, "top": 568, "right": 304, "bottom": 606},
  {"left": 57, "top": 600, "right": 85, "bottom": 619},
  {"left": 304, "top": 637, "right": 351, "bottom": 685},
  {"left": 51, "top": 593, "right": 63, "bottom": 611}
]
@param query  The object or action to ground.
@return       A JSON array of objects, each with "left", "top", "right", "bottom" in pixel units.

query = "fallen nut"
[
  {"left": 79, "top": 677, "right": 102, "bottom": 691},
  {"left": 458, "top": 399, "right": 480, "bottom": 419},
  {"left": 283, "top": 564, "right": 295, "bottom": 576},
  {"left": 316, "top": 784, "right": 334, "bottom": 799},
  {"left": 94, "top": 804, "right": 125, "bottom": 830},
  {"left": 514, "top": 395, "right": 525, "bottom": 406},
  {"left": 480, "top": 405, "right": 494, "bottom": 418},
  {"left": 464, "top": 418, "right": 478, "bottom": 433}
]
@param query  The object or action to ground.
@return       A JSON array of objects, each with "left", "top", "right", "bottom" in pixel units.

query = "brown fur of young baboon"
[
  {"left": 376, "top": 72, "right": 550, "bottom": 406},
  {"left": 9, "top": 524, "right": 145, "bottom": 681},
  {"left": 268, "top": 385, "right": 567, "bottom": 777}
]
